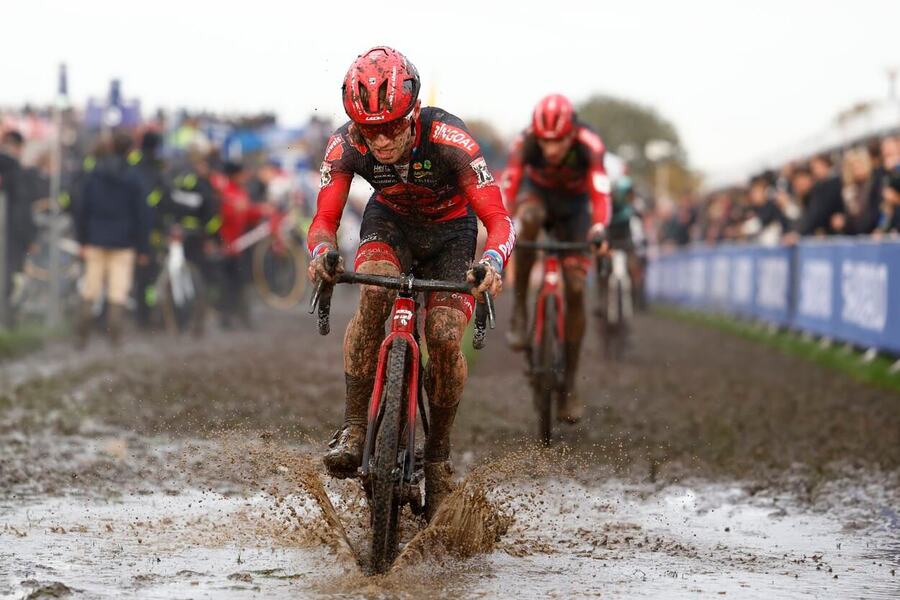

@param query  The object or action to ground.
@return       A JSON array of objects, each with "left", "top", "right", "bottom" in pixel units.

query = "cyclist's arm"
[
  {"left": 500, "top": 133, "right": 526, "bottom": 214},
  {"left": 579, "top": 128, "right": 612, "bottom": 228},
  {"left": 307, "top": 168, "right": 353, "bottom": 257},
  {"left": 459, "top": 164, "right": 516, "bottom": 273}
]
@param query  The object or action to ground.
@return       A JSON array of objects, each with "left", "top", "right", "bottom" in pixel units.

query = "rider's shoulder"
[
  {"left": 326, "top": 121, "right": 368, "bottom": 162},
  {"left": 422, "top": 106, "right": 481, "bottom": 159},
  {"left": 574, "top": 124, "right": 605, "bottom": 155},
  {"left": 420, "top": 106, "right": 464, "bottom": 127}
]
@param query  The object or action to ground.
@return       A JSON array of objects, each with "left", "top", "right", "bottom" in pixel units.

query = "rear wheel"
[
  {"left": 534, "top": 296, "right": 558, "bottom": 446},
  {"left": 369, "top": 338, "right": 407, "bottom": 574},
  {"left": 252, "top": 236, "right": 307, "bottom": 310}
]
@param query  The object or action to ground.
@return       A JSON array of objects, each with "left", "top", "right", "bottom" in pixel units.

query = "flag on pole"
[{"left": 58, "top": 63, "right": 68, "bottom": 98}]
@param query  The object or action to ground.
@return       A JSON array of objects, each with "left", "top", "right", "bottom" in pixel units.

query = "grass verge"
[
  {"left": 654, "top": 305, "right": 900, "bottom": 393},
  {"left": 0, "top": 323, "right": 64, "bottom": 361}
]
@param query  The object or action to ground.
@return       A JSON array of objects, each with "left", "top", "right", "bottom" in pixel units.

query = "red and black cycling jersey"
[
  {"left": 307, "top": 107, "right": 515, "bottom": 270},
  {"left": 502, "top": 124, "right": 612, "bottom": 227}
]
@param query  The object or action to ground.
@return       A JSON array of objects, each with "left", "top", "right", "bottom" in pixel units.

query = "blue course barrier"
[{"left": 647, "top": 240, "right": 900, "bottom": 354}]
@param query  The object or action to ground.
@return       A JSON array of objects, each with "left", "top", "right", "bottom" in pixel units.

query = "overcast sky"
[{"left": 2, "top": 0, "right": 898, "bottom": 175}]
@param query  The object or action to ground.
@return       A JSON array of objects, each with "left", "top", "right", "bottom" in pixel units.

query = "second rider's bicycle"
[
  {"left": 310, "top": 251, "right": 495, "bottom": 574},
  {"left": 516, "top": 239, "right": 599, "bottom": 445}
]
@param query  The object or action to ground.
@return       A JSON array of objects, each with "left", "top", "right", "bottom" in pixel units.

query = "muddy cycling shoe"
[
  {"left": 557, "top": 389, "right": 584, "bottom": 424},
  {"left": 322, "top": 424, "right": 366, "bottom": 478},
  {"left": 424, "top": 460, "right": 456, "bottom": 522},
  {"left": 505, "top": 305, "right": 528, "bottom": 352}
]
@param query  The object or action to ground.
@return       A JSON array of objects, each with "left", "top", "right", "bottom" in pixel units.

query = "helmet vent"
[{"left": 378, "top": 80, "right": 389, "bottom": 112}]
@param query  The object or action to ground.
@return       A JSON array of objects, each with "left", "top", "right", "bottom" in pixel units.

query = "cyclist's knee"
[
  {"left": 563, "top": 263, "right": 588, "bottom": 298},
  {"left": 425, "top": 307, "right": 466, "bottom": 357},
  {"left": 355, "top": 260, "right": 398, "bottom": 321}
]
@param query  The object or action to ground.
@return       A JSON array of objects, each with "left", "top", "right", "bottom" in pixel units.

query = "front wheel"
[
  {"left": 533, "top": 296, "right": 558, "bottom": 446},
  {"left": 369, "top": 338, "right": 408, "bottom": 574}
]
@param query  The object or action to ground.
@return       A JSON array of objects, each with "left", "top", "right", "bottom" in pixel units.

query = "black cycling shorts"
[
  {"left": 355, "top": 197, "right": 478, "bottom": 319},
  {"left": 518, "top": 176, "right": 591, "bottom": 242},
  {"left": 518, "top": 177, "right": 592, "bottom": 272}
]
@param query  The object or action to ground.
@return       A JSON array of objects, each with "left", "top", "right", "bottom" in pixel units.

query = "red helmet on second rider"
[
  {"left": 342, "top": 47, "right": 421, "bottom": 136},
  {"left": 532, "top": 94, "right": 576, "bottom": 140}
]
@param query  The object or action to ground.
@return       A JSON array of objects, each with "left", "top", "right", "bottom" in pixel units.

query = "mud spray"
[{"left": 210, "top": 435, "right": 569, "bottom": 591}]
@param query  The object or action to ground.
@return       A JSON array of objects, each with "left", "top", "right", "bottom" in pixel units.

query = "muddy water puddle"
[{"left": 2, "top": 476, "right": 896, "bottom": 599}]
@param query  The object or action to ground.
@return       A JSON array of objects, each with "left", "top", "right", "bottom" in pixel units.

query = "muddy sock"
[
  {"left": 425, "top": 403, "right": 458, "bottom": 463},
  {"left": 344, "top": 372, "right": 374, "bottom": 428}
]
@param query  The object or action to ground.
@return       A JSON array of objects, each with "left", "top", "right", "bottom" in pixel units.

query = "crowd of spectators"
[
  {"left": 656, "top": 133, "right": 900, "bottom": 248},
  {"left": 0, "top": 102, "right": 326, "bottom": 337}
]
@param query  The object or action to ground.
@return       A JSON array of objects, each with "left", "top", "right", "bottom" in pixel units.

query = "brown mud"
[{"left": 1, "top": 289, "right": 899, "bottom": 598}]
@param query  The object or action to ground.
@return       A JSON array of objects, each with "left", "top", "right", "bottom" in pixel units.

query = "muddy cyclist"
[
  {"left": 306, "top": 47, "right": 515, "bottom": 519},
  {"left": 502, "top": 94, "right": 612, "bottom": 423}
]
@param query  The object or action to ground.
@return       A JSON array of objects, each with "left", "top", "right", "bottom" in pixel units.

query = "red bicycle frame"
[
  {"left": 533, "top": 255, "right": 567, "bottom": 348},
  {"left": 361, "top": 296, "right": 422, "bottom": 478}
]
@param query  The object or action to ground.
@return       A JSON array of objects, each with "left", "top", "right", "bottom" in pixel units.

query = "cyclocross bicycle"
[
  {"left": 516, "top": 238, "right": 600, "bottom": 445},
  {"left": 309, "top": 251, "right": 495, "bottom": 574},
  {"left": 596, "top": 245, "right": 634, "bottom": 361}
]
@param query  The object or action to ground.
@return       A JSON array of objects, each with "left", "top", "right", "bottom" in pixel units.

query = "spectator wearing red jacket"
[{"left": 211, "top": 161, "right": 271, "bottom": 328}]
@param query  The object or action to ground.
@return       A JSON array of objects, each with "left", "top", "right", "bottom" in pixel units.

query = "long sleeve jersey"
[
  {"left": 307, "top": 107, "right": 515, "bottom": 271},
  {"left": 501, "top": 125, "right": 611, "bottom": 227}
]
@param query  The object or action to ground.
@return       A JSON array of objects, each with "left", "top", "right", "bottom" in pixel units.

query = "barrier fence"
[{"left": 646, "top": 240, "right": 900, "bottom": 355}]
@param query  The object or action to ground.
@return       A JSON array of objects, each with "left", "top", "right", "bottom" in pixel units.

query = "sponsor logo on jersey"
[
  {"left": 324, "top": 135, "right": 344, "bottom": 162},
  {"left": 430, "top": 121, "right": 479, "bottom": 156},
  {"left": 469, "top": 157, "right": 495, "bottom": 188},
  {"left": 498, "top": 216, "right": 516, "bottom": 261},
  {"left": 319, "top": 162, "right": 332, "bottom": 188}
]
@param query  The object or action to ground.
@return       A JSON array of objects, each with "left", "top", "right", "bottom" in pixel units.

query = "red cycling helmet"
[
  {"left": 532, "top": 94, "right": 576, "bottom": 140},
  {"left": 342, "top": 47, "right": 421, "bottom": 132}
]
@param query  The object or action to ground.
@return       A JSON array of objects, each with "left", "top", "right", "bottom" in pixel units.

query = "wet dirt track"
[{"left": 1, "top": 289, "right": 899, "bottom": 599}]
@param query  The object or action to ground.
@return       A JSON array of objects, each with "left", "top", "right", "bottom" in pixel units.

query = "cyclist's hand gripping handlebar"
[
  {"left": 308, "top": 250, "right": 340, "bottom": 335},
  {"left": 470, "top": 263, "right": 496, "bottom": 351}
]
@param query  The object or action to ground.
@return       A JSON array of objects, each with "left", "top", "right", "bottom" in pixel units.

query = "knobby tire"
[
  {"left": 369, "top": 338, "right": 407, "bottom": 574},
  {"left": 536, "top": 296, "right": 557, "bottom": 446}
]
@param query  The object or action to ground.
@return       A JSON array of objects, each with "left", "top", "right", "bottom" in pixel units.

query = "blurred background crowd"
[
  {"left": 655, "top": 133, "right": 900, "bottom": 249},
  {"left": 1, "top": 70, "right": 899, "bottom": 339},
  {"left": 0, "top": 78, "right": 335, "bottom": 337}
]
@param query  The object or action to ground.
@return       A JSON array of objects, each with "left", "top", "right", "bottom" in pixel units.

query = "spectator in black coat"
[
  {"left": 73, "top": 131, "right": 150, "bottom": 347},
  {"left": 0, "top": 130, "right": 37, "bottom": 324},
  {"left": 874, "top": 171, "right": 900, "bottom": 237},
  {"left": 796, "top": 154, "right": 843, "bottom": 236}
]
